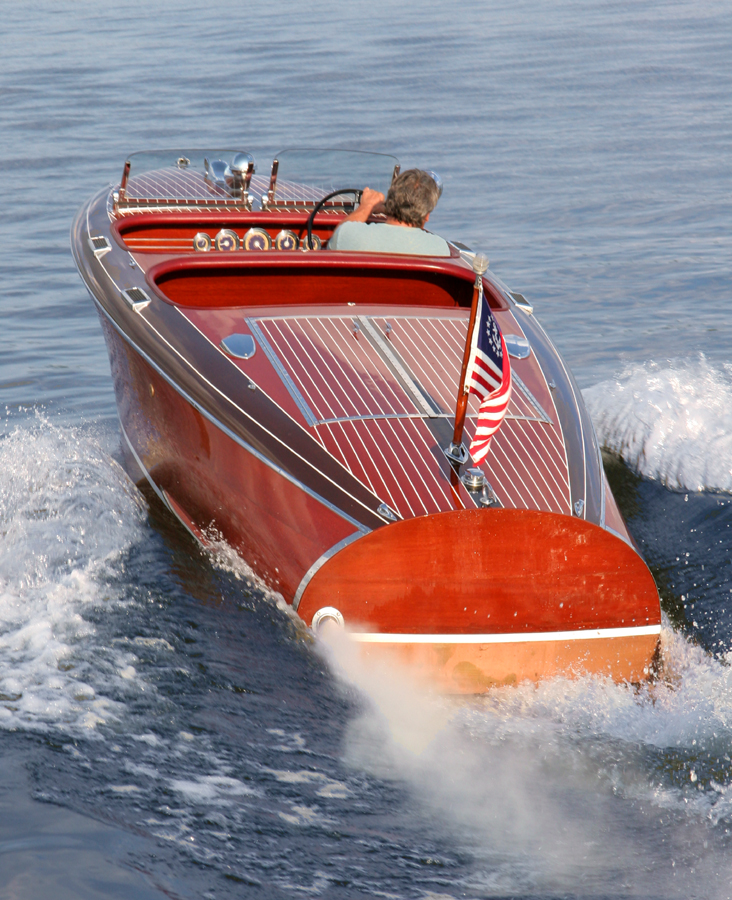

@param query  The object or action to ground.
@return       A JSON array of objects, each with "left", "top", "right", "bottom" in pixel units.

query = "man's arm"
[{"left": 342, "top": 186, "right": 385, "bottom": 223}]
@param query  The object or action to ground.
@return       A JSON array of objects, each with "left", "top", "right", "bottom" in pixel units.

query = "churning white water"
[{"left": 585, "top": 358, "right": 732, "bottom": 493}]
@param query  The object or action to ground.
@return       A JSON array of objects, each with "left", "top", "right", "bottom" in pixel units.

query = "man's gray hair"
[{"left": 384, "top": 169, "right": 440, "bottom": 228}]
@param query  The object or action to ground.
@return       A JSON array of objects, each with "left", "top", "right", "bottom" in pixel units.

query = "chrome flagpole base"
[{"left": 444, "top": 442, "right": 470, "bottom": 467}]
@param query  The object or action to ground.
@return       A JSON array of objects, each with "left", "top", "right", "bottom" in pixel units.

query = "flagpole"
[{"left": 445, "top": 253, "right": 489, "bottom": 467}]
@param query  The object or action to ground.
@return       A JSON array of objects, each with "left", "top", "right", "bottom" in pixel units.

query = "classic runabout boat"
[{"left": 71, "top": 148, "right": 661, "bottom": 691}]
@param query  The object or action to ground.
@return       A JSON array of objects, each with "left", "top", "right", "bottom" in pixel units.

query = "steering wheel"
[{"left": 305, "top": 188, "right": 363, "bottom": 250}]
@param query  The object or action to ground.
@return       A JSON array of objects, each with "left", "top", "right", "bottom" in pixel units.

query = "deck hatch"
[
  {"left": 248, "top": 314, "right": 552, "bottom": 428},
  {"left": 246, "top": 319, "right": 318, "bottom": 426}
]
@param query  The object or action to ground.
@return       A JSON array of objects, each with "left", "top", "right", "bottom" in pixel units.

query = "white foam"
[
  {"left": 278, "top": 804, "right": 332, "bottom": 827},
  {"left": 584, "top": 356, "right": 732, "bottom": 491},
  {"left": 0, "top": 413, "right": 148, "bottom": 732},
  {"left": 265, "top": 767, "right": 351, "bottom": 798},
  {"left": 170, "top": 775, "right": 258, "bottom": 804},
  {"left": 319, "top": 622, "right": 732, "bottom": 896}
]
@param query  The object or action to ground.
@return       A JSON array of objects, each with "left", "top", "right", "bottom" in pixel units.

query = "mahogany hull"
[
  {"left": 71, "top": 157, "right": 663, "bottom": 692},
  {"left": 297, "top": 508, "right": 661, "bottom": 688},
  {"left": 347, "top": 634, "right": 659, "bottom": 691},
  {"left": 100, "top": 315, "right": 362, "bottom": 599}
]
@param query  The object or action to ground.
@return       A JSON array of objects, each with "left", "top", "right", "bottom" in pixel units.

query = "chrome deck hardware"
[
  {"left": 88, "top": 235, "right": 111, "bottom": 259},
  {"left": 220, "top": 334, "right": 257, "bottom": 359},
  {"left": 311, "top": 607, "right": 345, "bottom": 633},
  {"left": 444, "top": 441, "right": 470, "bottom": 466},
  {"left": 120, "top": 287, "right": 151, "bottom": 312},
  {"left": 460, "top": 467, "right": 500, "bottom": 507},
  {"left": 505, "top": 334, "right": 531, "bottom": 359},
  {"left": 460, "top": 467, "right": 486, "bottom": 492},
  {"left": 377, "top": 502, "right": 400, "bottom": 522},
  {"left": 509, "top": 292, "right": 533, "bottom": 315}
]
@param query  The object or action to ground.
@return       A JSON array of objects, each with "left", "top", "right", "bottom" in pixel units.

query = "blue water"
[{"left": 2, "top": 1, "right": 732, "bottom": 897}]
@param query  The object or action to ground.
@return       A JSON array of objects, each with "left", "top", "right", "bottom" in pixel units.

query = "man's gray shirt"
[{"left": 328, "top": 221, "right": 450, "bottom": 256}]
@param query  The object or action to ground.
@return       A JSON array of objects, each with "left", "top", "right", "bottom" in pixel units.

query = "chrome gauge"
[
  {"left": 214, "top": 228, "right": 239, "bottom": 251},
  {"left": 243, "top": 227, "right": 273, "bottom": 251},
  {"left": 301, "top": 233, "right": 322, "bottom": 251},
  {"left": 274, "top": 229, "right": 299, "bottom": 251},
  {"left": 193, "top": 232, "right": 212, "bottom": 252}
]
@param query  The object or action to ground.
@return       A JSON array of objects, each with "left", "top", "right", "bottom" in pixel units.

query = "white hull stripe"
[{"left": 348, "top": 624, "right": 661, "bottom": 644}]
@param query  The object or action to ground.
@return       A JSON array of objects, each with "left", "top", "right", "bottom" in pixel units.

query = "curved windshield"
[
  {"left": 118, "top": 149, "right": 255, "bottom": 210},
  {"left": 268, "top": 149, "right": 399, "bottom": 208}
]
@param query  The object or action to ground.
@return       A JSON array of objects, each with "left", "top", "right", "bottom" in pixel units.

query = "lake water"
[{"left": 1, "top": 1, "right": 732, "bottom": 897}]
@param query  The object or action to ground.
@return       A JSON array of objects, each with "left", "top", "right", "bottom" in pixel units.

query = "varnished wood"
[
  {"left": 298, "top": 508, "right": 661, "bottom": 636},
  {"left": 348, "top": 633, "right": 660, "bottom": 692},
  {"left": 73, "top": 168, "right": 662, "bottom": 692},
  {"left": 152, "top": 262, "right": 476, "bottom": 310}
]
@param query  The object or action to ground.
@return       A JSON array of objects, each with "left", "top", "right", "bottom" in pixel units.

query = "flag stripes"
[{"left": 463, "top": 293, "right": 512, "bottom": 464}]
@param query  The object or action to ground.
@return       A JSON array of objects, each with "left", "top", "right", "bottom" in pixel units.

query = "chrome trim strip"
[
  {"left": 349, "top": 624, "right": 661, "bottom": 644},
  {"left": 121, "top": 422, "right": 212, "bottom": 549},
  {"left": 85, "top": 289, "right": 371, "bottom": 536},
  {"left": 358, "top": 315, "right": 440, "bottom": 417},
  {"left": 316, "top": 411, "right": 547, "bottom": 425},
  {"left": 604, "top": 524, "right": 632, "bottom": 547},
  {"left": 246, "top": 317, "right": 318, "bottom": 426},
  {"left": 119, "top": 419, "right": 172, "bottom": 511},
  {"left": 596, "top": 422, "right": 607, "bottom": 529},
  {"left": 161, "top": 490, "right": 210, "bottom": 547},
  {"left": 292, "top": 531, "right": 365, "bottom": 612}
]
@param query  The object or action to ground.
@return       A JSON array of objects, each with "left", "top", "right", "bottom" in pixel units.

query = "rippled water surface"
[{"left": 1, "top": 1, "right": 732, "bottom": 897}]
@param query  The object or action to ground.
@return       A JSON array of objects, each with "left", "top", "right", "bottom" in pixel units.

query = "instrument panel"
[{"left": 193, "top": 228, "right": 323, "bottom": 252}]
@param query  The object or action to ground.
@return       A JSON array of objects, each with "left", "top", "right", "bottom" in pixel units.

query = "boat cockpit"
[{"left": 111, "top": 148, "right": 508, "bottom": 313}]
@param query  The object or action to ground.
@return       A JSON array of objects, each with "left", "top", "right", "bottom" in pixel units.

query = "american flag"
[{"left": 464, "top": 289, "right": 512, "bottom": 464}]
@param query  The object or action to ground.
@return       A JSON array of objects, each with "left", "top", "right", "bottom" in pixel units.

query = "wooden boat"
[{"left": 71, "top": 148, "right": 661, "bottom": 691}]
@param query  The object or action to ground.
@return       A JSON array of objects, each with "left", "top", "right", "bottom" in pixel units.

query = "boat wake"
[
  {"left": 584, "top": 355, "right": 732, "bottom": 493},
  {"left": 4, "top": 402, "right": 732, "bottom": 897},
  {"left": 320, "top": 621, "right": 732, "bottom": 897},
  {"left": 0, "top": 411, "right": 148, "bottom": 733}
]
